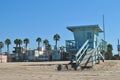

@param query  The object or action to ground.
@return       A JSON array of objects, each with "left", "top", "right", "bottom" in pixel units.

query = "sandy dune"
[{"left": 0, "top": 60, "right": 120, "bottom": 80}]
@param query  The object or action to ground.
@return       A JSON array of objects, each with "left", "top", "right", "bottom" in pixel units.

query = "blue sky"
[{"left": 0, "top": 0, "right": 119, "bottom": 54}]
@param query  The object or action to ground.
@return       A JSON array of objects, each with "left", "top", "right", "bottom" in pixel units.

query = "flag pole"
[
  {"left": 103, "top": 15, "right": 105, "bottom": 41},
  {"left": 102, "top": 15, "right": 106, "bottom": 59}
]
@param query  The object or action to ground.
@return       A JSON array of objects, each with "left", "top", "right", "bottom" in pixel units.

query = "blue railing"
[
  {"left": 99, "top": 39, "right": 107, "bottom": 52},
  {"left": 66, "top": 40, "right": 77, "bottom": 50}
]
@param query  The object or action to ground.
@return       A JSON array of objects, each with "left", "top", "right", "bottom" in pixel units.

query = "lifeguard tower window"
[
  {"left": 87, "top": 32, "right": 93, "bottom": 46},
  {"left": 87, "top": 32, "right": 92, "bottom": 39}
]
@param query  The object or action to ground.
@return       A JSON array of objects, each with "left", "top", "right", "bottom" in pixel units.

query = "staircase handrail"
[
  {"left": 75, "top": 40, "right": 89, "bottom": 57},
  {"left": 76, "top": 45, "right": 89, "bottom": 62},
  {"left": 92, "top": 40, "right": 105, "bottom": 62},
  {"left": 71, "top": 40, "right": 89, "bottom": 70}
]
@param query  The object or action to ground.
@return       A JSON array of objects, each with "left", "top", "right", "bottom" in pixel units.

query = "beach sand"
[{"left": 0, "top": 60, "right": 120, "bottom": 80}]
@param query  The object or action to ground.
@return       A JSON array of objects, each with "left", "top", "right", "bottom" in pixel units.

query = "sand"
[{"left": 0, "top": 60, "right": 120, "bottom": 80}]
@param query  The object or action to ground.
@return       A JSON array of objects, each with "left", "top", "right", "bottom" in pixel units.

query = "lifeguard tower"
[{"left": 66, "top": 25, "right": 107, "bottom": 70}]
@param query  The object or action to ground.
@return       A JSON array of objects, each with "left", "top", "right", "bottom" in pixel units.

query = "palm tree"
[
  {"left": 53, "top": 34, "right": 60, "bottom": 50},
  {"left": 43, "top": 39, "right": 49, "bottom": 50},
  {"left": 46, "top": 44, "right": 52, "bottom": 61},
  {"left": 24, "top": 38, "right": 30, "bottom": 61},
  {"left": 47, "top": 44, "right": 52, "bottom": 51},
  {"left": 5, "top": 38, "right": 11, "bottom": 53},
  {"left": 0, "top": 42, "right": 4, "bottom": 54},
  {"left": 14, "top": 39, "right": 19, "bottom": 61},
  {"left": 18, "top": 39, "right": 22, "bottom": 47},
  {"left": 5, "top": 39, "right": 11, "bottom": 62},
  {"left": 14, "top": 39, "right": 22, "bottom": 61},
  {"left": 18, "top": 39, "right": 22, "bottom": 61},
  {"left": 24, "top": 38, "right": 29, "bottom": 49},
  {"left": 105, "top": 44, "right": 113, "bottom": 60},
  {"left": 36, "top": 37, "right": 42, "bottom": 51},
  {"left": 14, "top": 39, "right": 19, "bottom": 47},
  {"left": 36, "top": 37, "right": 42, "bottom": 61}
]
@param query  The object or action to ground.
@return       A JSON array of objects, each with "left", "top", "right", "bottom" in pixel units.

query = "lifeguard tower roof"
[{"left": 67, "top": 24, "right": 103, "bottom": 32}]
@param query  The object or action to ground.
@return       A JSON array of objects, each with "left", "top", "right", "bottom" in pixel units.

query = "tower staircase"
[{"left": 69, "top": 40, "right": 106, "bottom": 70}]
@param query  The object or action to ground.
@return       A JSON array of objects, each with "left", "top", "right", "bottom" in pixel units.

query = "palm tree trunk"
[
  {"left": 38, "top": 42, "right": 40, "bottom": 49},
  {"left": 37, "top": 42, "right": 40, "bottom": 61},
  {"left": 7, "top": 45, "right": 9, "bottom": 53},
  {"left": 0, "top": 48, "right": 2, "bottom": 54},
  {"left": 26, "top": 44, "right": 28, "bottom": 61},
  {"left": 0, "top": 48, "right": 2, "bottom": 63},
  {"left": 56, "top": 40, "right": 57, "bottom": 50},
  {"left": 7, "top": 45, "right": 10, "bottom": 62}
]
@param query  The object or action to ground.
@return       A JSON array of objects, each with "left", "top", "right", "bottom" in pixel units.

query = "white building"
[{"left": 27, "top": 47, "right": 50, "bottom": 61}]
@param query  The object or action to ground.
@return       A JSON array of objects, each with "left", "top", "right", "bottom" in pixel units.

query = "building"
[
  {"left": 52, "top": 49, "right": 61, "bottom": 61},
  {"left": 13, "top": 47, "right": 25, "bottom": 61},
  {"left": 0, "top": 55, "right": 7, "bottom": 63},
  {"left": 13, "top": 47, "right": 50, "bottom": 61},
  {"left": 28, "top": 48, "right": 49, "bottom": 61}
]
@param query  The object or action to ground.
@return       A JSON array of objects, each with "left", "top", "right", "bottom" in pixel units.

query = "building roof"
[{"left": 67, "top": 24, "right": 103, "bottom": 32}]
